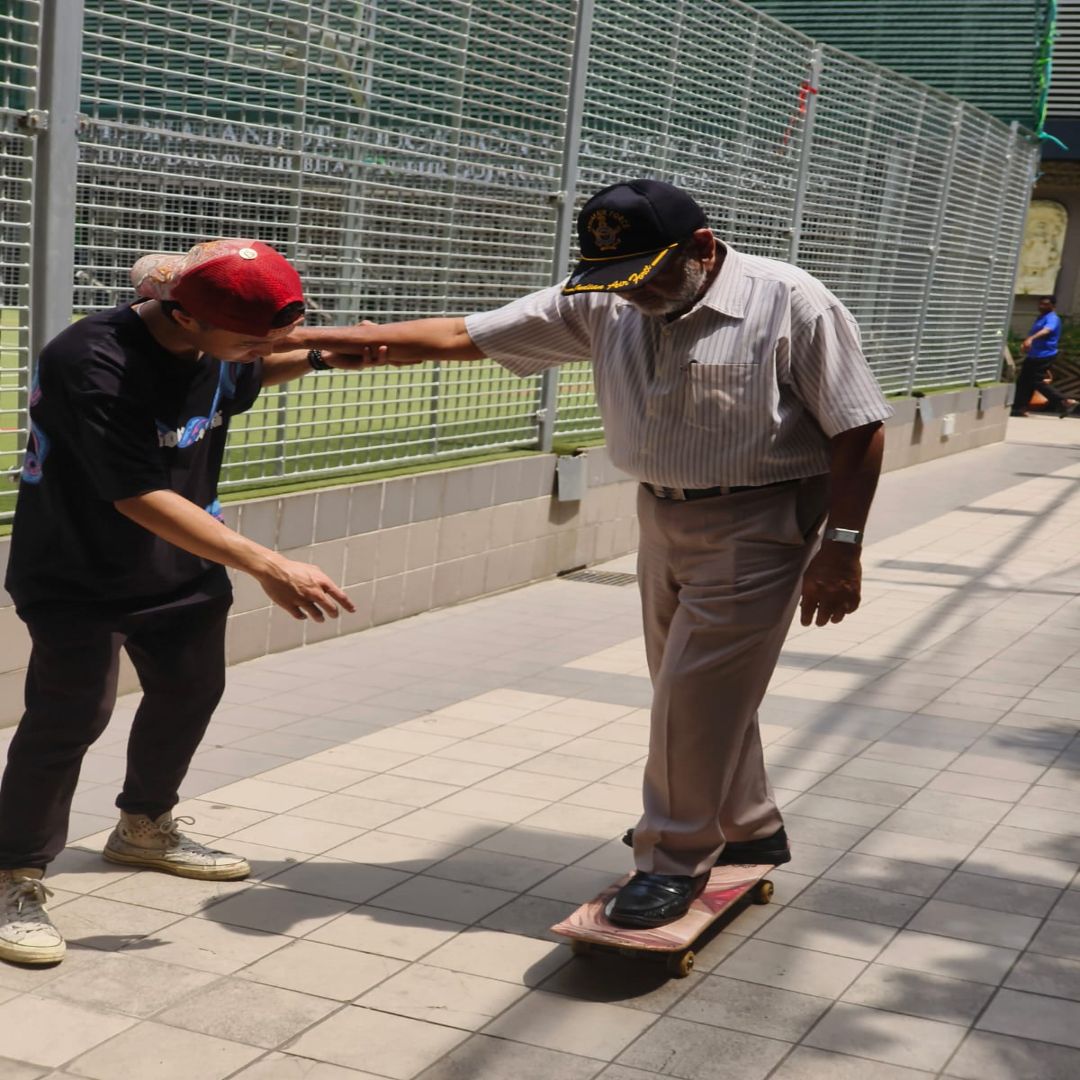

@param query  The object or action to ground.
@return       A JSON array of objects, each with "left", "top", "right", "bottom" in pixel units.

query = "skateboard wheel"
[
  {"left": 754, "top": 880, "right": 775, "bottom": 905},
  {"left": 571, "top": 939, "right": 592, "bottom": 956},
  {"left": 667, "top": 950, "right": 695, "bottom": 978}
]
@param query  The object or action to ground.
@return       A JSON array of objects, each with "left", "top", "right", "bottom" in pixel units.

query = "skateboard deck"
[{"left": 551, "top": 864, "right": 775, "bottom": 977}]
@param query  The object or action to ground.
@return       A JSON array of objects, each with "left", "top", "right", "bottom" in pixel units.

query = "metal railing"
[{"left": 0, "top": 0, "right": 1039, "bottom": 525}]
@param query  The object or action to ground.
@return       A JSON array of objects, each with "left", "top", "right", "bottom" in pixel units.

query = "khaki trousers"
[{"left": 633, "top": 476, "right": 829, "bottom": 877}]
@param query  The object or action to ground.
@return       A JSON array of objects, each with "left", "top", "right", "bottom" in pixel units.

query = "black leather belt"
[{"left": 642, "top": 479, "right": 795, "bottom": 501}]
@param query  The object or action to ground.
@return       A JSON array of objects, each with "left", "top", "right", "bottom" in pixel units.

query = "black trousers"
[
  {"left": 1012, "top": 355, "right": 1069, "bottom": 415},
  {"left": 0, "top": 595, "right": 230, "bottom": 870}
]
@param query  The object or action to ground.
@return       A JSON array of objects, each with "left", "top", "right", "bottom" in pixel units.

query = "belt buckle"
[{"left": 665, "top": 486, "right": 686, "bottom": 501}]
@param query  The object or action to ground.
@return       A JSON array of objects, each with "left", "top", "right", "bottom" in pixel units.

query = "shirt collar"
[{"left": 698, "top": 241, "right": 749, "bottom": 319}]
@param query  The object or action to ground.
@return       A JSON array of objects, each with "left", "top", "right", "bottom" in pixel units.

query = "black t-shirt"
[{"left": 5, "top": 303, "right": 263, "bottom": 616}]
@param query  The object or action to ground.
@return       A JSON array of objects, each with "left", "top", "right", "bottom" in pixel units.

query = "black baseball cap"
[{"left": 563, "top": 179, "right": 709, "bottom": 295}]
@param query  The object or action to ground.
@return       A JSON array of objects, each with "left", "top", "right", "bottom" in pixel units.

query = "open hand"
[
  {"left": 257, "top": 557, "right": 356, "bottom": 621},
  {"left": 800, "top": 543, "right": 862, "bottom": 626}
]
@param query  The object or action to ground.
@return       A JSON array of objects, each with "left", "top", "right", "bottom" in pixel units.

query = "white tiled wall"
[{"left": 0, "top": 396, "right": 1011, "bottom": 726}]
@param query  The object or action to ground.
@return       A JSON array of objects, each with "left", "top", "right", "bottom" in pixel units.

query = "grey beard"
[{"left": 625, "top": 258, "right": 709, "bottom": 317}]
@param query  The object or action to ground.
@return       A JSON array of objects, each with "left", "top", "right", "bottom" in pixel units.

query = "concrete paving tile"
[
  {"left": 1050, "top": 888, "right": 1080, "bottom": 924},
  {"left": 368, "top": 875, "right": 517, "bottom": 925},
  {"left": 239, "top": 939, "right": 405, "bottom": 1001},
  {"left": 358, "top": 964, "right": 527, "bottom": 1030},
  {"left": 959, "top": 845, "right": 1078, "bottom": 888},
  {"left": 528, "top": 866, "right": 615, "bottom": 905},
  {"left": 947, "top": 753, "right": 1047, "bottom": 782},
  {"left": 38, "top": 847, "right": 139, "bottom": 896},
  {"left": 860, "top": 742, "right": 958, "bottom": 769},
  {"left": 715, "top": 939, "right": 865, "bottom": 998},
  {"left": 306, "top": 906, "right": 464, "bottom": 962},
  {"left": 784, "top": 794, "right": 892, "bottom": 828},
  {"left": 837, "top": 756, "right": 938, "bottom": 787},
  {"left": 789, "top": 879, "right": 924, "bottom": 927},
  {"left": 0, "top": 996, "right": 137, "bottom": 1068},
  {"left": 0, "top": 1059, "right": 45, "bottom": 1080},
  {"left": 778, "top": 814, "right": 869, "bottom": 851},
  {"left": 875, "top": 930, "right": 1018, "bottom": 985},
  {"left": 521, "top": 802, "right": 628, "bottom": 839},
  {"left": 878, "top": 809, "right": 990, "bottom": 846},
  {"left": 770, "top": 1046, "right": 935, "bottom": 1080},
  {"left": 198, "top": 883, "right": 350, "bottom": 937},
  {"left": 483, "top": 989, "right": 653, "bottom": 1059},
  {"left": 669, "top": 974, "right": 830, "bottom": 1040},
  {"left": 120, "top": 915, "right": 292, "bottom": 974},
  {"left": 425, "top": 849, "right": 557, "bottom": 894},
  {"left": 389, "top": 758, "right": 504, "bottom": 786},
  {"left": 515, "top": 752, "right": 623, "bottom": 781},
  {"left": 288, "top": 792, "right": 412, "bottom": 830},
  {"left": 340, "top": 775, "right": 460, "bottom": 808},
  {"left": 479, "top": 895, "right": 577, "bottom": 942},
  {"left": 765, "top": 746, "right": 851, "bottom": 773},
  {"left": 416, "top": 1034, "right": 602, "bottom": 1080},
  {"left": 171, "top": 799, "right": 274, "bottom": 837},
  {"left": 753, "top": 906, "right": 895, "bottom": 961},
  {"left": 977, "top": 987, "right": 1080, "bottom": 1049},
  {"left": 256, "top": 761, "right": 376, "bottom": 793},
  {"left": 423, "top": 927, "right": 569, "bottom": 987},
  {"left": 325, "top": 831, "right": 462, "bottom": 871},
  {"left": 428, "top": 789, "right": 551, "bottom": 824},
  {"left": 432, "top": 741, "right": 540, "bottom": 768},
  {"left": 907, "top": 899, "right": 1040, "bottom": 949},
  {"left": 903, "top": 789, "right": 1013, "bottom": 824},
  {"left": 946, "top": 1030, "right": 1080, "bottom": 1080},
  {"left": 277, "top": 1007, "right": 470, "bottom": 1079},
  {"left": 841, "top": 963, "right": 994, "bottom": 1025},
  {"left": 934, "top": 871, "right": 1060, "bottom": 917},
  {"left": 91, "top": 873, "right": 252, "bottom": 915},
  {"left": 615, "top": 1016, "right": 788, "bottom": 1080},
  {"left": 263, "top": 856, "right": 409, "bottom": 904},
  {"left": 199, "top": 778, "right": 322, "bottom": 813},
  {"left": 225, "top": 815, "right": 365, "bottom": 856},
  {"left": 803, "top": 1001, "right": 965, "bottom": 1071},
  {"left": 926, "top": 770, "right": 1031, "bottom": 802},
  {"left": 156, "top": 977, "right": 337, "bottom": 1048},
  {"left": 853, "top": 829, "right": 974, "bottom": 869},
  {"left": 379, "top": 808, "right": 503, "bottom": 846},
  {"left": 50, "top": 894, "right": 181, "bottom": 952},
  {"left": 1028, "top": 919, "right": 1080, "bottom": 961},
  {"left": 67, "top": 1020, "right": 262, "bottom": 1080},
  {"left": 1005, "top": 952, "right": 1080, "bottom": 1002},
  {"left": 35, "top": 951, "right": 217, "bottom": 1018},
  {"left": 475, "top": 770, "right": 589, "bottom": 801},
  {"left": 806, "top": 774, "right": 917, "bottom": 808},
  {"left": 785, "top": 842, "right": 846, "bottom": 877},
  {"left": 478, "top": 827, "right": 605, "bottom": 866},
  {"left": 230, "top": 1051, "right": 385, "bottom": 1078}
]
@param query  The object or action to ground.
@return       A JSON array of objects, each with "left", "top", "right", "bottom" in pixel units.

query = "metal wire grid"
[
  {"left": 0, "top": 0, "right": 1040, "bottom": 522},
  {"left": 76, "top": 0, "right": 577, "bottom": 486},
  {"left": 0, "top": 2, "right": 37, "bottom": 519}
]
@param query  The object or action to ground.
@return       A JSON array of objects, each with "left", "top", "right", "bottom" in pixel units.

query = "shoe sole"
[
  {"left": 102, "top": 849, "right": 250, "bottom": 881},
  {"left": 0, "top": 939, "right": 66, "bottom": 965}
]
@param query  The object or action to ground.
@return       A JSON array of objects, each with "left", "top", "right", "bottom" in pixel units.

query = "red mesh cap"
[{"left": 131, "top": 239, "right": 304, "bottom": 336}]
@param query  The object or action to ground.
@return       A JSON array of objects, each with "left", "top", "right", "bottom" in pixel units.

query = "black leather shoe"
[
  {"left": 621, "top": 826, "right": 791, "bottom": 866},
  {"left": 607, "top": 870, "right": 710, "bottom": 929}
]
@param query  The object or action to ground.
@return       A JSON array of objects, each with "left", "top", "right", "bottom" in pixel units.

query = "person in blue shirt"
[{"left": 1011, "top": 295, "right": 1075, "bottom": 417}]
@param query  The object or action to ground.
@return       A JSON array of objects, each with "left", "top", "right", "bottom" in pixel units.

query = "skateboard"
[{"left": 551, "top": 864, "right": 775, "bottom": 978}]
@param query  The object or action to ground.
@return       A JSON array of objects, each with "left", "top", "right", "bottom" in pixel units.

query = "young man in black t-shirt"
[{"left": 0, "top": 239, "right": 358, "bottom": 966}]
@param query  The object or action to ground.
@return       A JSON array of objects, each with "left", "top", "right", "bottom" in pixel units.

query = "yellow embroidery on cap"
[
  {"left": 588, "top": 209, "right": 630, "bottom": 252},
  {"left": 564, "top": 244, "right": 677, "bottom": 294}
]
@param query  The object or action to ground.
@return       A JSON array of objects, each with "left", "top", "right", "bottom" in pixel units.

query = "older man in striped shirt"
[{"left": 293, "top": 179, "right": 892, "bottom": 929}]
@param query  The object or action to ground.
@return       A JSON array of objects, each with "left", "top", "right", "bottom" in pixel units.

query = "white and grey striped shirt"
[{"left": 466, "top": 242, "right": 893, "bottom": 489}]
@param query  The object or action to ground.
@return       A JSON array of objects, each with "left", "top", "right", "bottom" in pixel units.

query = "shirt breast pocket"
[{"left": 684, "top": 357, "right": 759, "bottom": 430}]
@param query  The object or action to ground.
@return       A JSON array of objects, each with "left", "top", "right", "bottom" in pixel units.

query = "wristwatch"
[
  {"left": 307, "top": 347, "right": 330, "bottom": 371},
  {"left": 823, "top": 526, "right": 863, "bottom": 545}
]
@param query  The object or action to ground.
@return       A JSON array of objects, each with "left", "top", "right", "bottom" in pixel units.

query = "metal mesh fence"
[
  {"left": 0, "top": 2, "right": 37, "bottom": 519},
  {"left": 1, "top": 0, "right": 1039, "bottom": 523}
]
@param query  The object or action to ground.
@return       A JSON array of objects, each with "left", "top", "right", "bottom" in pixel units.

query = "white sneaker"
[
  {"left": 103, "top": 812, "right": 250, "bottom": 881},
  {"left": 0, "top": 868, "right": 66, "bottom": 965}
]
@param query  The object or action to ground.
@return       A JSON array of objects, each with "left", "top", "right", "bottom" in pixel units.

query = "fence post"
[
  {"left": 969, "top": 120, "right": 1019, "bottom": 386},
  {"left": 787, "top": 44, "right": 823, "bottom": 266},
  {"left": 29, "top": 0, "right": 84, "bottom": 366},
  {"left": 537, "top": 0, "right": 594, "bottom": 453},
  {"left": 907, "top": 103, "right": 963, "bottom": 394}
]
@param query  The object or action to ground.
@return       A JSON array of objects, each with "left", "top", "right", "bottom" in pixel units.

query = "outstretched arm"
[{"left": 281, "top": 317, "right": 485, "bottom": 365}]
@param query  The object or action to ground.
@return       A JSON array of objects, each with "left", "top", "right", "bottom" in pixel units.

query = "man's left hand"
[{"left": 800, "top": 543, "right": 862, "bottom": 626}]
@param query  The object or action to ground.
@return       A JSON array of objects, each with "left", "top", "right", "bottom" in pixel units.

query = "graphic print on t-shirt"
[{"left": 20, "top": 373, "right": 49, "bottom": 484}]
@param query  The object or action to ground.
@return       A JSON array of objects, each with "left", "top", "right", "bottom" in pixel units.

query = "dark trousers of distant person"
[
  {"left": 0, "top": 595, "right": 230, "bottom": 870},
  {"left": 1012, "top": 354, "right": 1070, "bottom": 415}
]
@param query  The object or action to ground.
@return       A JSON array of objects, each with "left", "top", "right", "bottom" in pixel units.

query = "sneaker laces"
[
  {"left": 156, "top": 816, "right": 228, "bottom": 856},
  {"left": 4, "top": 877, "right": 53, "bottom": 918}
]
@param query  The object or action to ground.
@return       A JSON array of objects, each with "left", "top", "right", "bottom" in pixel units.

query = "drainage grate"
[{"left": 559, "top": 570, "right": 638, "bottom": 586}]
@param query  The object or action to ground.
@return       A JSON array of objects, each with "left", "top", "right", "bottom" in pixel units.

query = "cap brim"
[{"left": 562, "top": 241, "right": 680, "bottom": 296}]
